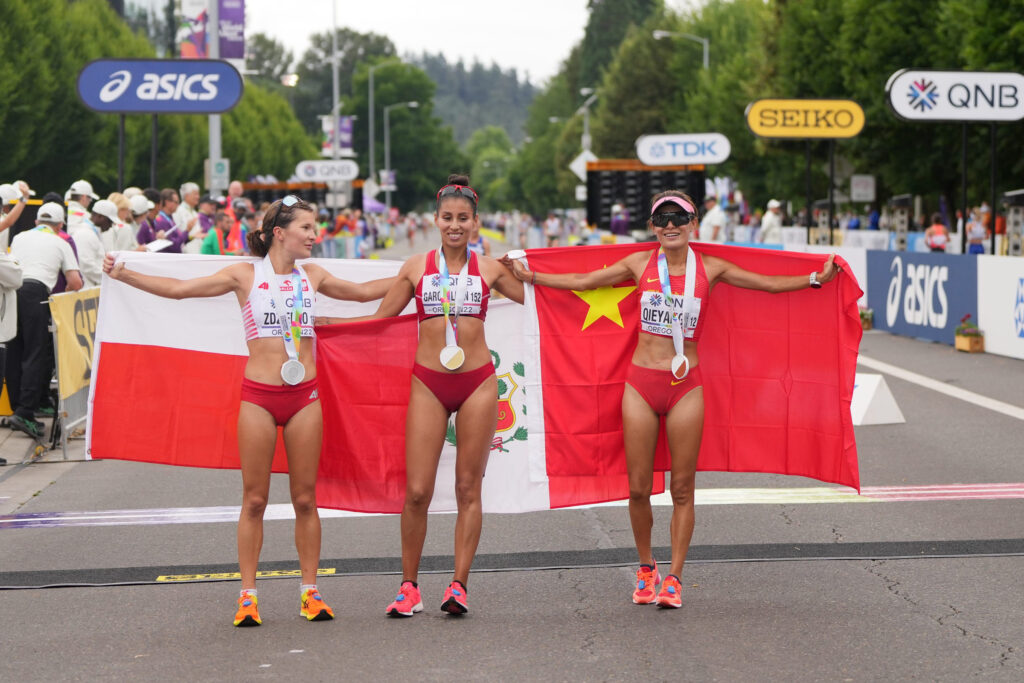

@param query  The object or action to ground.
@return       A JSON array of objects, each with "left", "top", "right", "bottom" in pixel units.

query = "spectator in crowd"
[
  {"left": 138, "top": 189, "right": 187, "bottom": 253},
  {"left": 68, "top": 199, "right": 113, "bottom": 288},
  {"left": 867, "top": 204, "right": 880, "bottom": 230},
  {"left": 966, "top": 208, "right": 988, "bottom": 255},
  {"left": 6, "top": 203, "right": 83, "bottom": 440},
  {"left": 66, "top": 179, "right": 100, "bottom": 232},
  {"left": 760, "top": 199, "right": 784, "bottom": 244},
  {"left": 924, "top": 213, "right": 950, "bottom": 252},
  {"left": 200, "top": 210, "right": 233, "bottom": 255},
  {"left": 699, "top": 194, "right": 726, "bottom": 242},
  {"left": 103, "top": 194, "right": 139, "bottom": 253},
  {"left": 196, "top": 195, "right": 217, "bottom": 235},
  {"left": 176, "top": 182, "right": 202, "bottom": 253},
  {"left": 127, "top": 194, "right": 154, "bottom": 240},
  {"left": 0, "top": 183, "right": 29, "bottom": 251},
  {"left": 225, "top": 199, "right": 249, "bottom": 254},
  {"left": 122, "top": 186, "right": 143, "bottom": 199},
  {"left": 0, "top": 236, "right": 23, "bottom": 464},
  {"left": 545, "top": 211, "right": 562, "bottom": 247}
]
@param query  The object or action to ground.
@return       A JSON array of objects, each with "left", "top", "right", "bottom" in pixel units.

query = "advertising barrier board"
[
  {"left": 866, "top": 250, "right": 977, "bottom": 345},
  {"left": 886, "top": 69, "right": 1024, "bottom": 122},
  {"left": 635, "top": 133, "right": 731, "bottom": 165},
  {"left": 976, "top": 255, "right": 1024, "bottom": 360},
  {"left": 746, "top": 99, "right": 865, "bottom": 138}
]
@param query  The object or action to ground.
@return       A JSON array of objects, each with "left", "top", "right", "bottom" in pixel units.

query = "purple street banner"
[
  {"left": 320, "top": 116, "right": 354, "bottom": 157},
  {"left": 178, "top": 0, "right": 245, "bottom": 61}
]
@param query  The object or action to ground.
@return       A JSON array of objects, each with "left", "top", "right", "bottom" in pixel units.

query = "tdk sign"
[
  {"left": 77, "top": 59, "right": 243, "bottom": 114},
  {"left": 887, "top": 70, "right": 1024, "bottom": 122},
  {"left": 635, "top": 133, "right": 731, "bottom": 166}
]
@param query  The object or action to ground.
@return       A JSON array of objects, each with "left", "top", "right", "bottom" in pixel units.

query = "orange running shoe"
[
  {"left": 386, "top": 581, "right": 424, "bottom": 618},
  {"left": 300, "top": 588, "right": 334, "bottom": 621},
  {"left": 632, "top": 563, "right": 661, "bottom": 604},
  {"left": 656, "top": 574, "right": 683, "bottom": 609},
  {"left": 234, "top": 591, "right": 261, "bottom": 627},
  {"left": 440, "top": 581, "right": 468, "bottom": 615}
]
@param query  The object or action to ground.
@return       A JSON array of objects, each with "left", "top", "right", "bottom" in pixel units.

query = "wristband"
[
  {"left": 531, "top": 271, "right": 536, "bottom": 285},
  {"left": 809, "top": 271, "right": 822, "bottom": 289}
]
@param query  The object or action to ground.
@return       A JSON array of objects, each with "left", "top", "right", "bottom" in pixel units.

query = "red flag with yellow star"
[{"left": 521, "top": 242, "right": 862, "bottom": 509}]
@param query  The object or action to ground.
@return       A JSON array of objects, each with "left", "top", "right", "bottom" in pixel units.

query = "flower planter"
[{"left": 954, "top": 334, "right": 984, "bottom": 353}]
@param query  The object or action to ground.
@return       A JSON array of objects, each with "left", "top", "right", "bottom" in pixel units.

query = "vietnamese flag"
[{"left": 521, "top": 242, "right": 862, "bottom": 509}]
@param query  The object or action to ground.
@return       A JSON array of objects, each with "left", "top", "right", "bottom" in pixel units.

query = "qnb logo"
[
  {"left": 99, "top": 70, "right": 132, "bottom": 103},
  {"left": 907, "top": 79, "right": 939, "bottom": 111},
  {"left": 885, "top": 256, "right": 949, "bottom": 329},
  {"left": 101, "top": 70, "right": 220, "bottom": 102},
  {"left": 1014, "top": 277, "right": 1024, "bottom": 338}
]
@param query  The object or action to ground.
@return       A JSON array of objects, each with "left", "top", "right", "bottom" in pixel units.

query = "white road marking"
[{"left": 857, "top": 354, "right": 1024, "bottom": 421}]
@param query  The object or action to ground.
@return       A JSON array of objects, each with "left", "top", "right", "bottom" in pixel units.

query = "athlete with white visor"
[{"left": 509, "top": 189, "right": 839, "bottom": 609}]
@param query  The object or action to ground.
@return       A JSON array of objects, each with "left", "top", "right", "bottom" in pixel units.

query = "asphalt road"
[{"left": 1, "top": 238, "right": 1023, "bottom": 681}]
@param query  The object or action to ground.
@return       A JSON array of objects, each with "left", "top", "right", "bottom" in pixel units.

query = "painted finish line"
[{"left": 2, "top": 483, "right": 1023, "bottom": 529}]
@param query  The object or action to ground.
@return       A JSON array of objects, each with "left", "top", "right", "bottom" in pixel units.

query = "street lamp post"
[
  {"left": 577, "top": 88, "right": 598, "bottom": 152},
  {"left": 384, "top": 101, "right": 419, "bottom": 213},
  {"left": 652, "top": 29, "right": 710, "bottom": 70},
  {"left": 367, "top": 62, "right": 385, "bottom": 183}
]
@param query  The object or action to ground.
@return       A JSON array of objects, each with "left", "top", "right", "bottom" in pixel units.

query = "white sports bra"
[{"left": 241, "top": 262, "right": 315, "bottom": 341}]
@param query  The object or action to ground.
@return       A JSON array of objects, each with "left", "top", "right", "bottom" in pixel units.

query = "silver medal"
[{"left": 281, "top": 359, "right": 306, "bottom": 385}]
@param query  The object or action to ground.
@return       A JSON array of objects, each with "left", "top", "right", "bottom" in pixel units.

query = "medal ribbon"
[
  {"left": 259, "top": 256, "right": 304, "bottom": 363},
  {"left": 656, "top": 246, "right": 697, "bottom": 358},
  {"left": 438, "top": 247, "right": 470, "bottom": 348}
]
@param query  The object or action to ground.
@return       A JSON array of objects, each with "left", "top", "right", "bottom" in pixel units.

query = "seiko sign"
[
  {"left": 886, "top": 69, "right": 1024, "bottom": 122},
  {"left": 745, "top": 99, "right": 865, "bottom": 138},
  {"left": 866, "top": 251, "right": 977, "bottom": 345},
  {"left": 295, "top": 160, "right": 360, "bottom": 182},
  {"left": 635, "top": 133, "right": 731, "bottom": 166},
  {"left": 77, "top": 59, "right": 243, "bottom": 114}
]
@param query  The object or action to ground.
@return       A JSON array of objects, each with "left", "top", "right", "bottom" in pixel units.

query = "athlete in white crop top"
[{"left": 104, "top": 195, "right": 395, "bottom": 627}]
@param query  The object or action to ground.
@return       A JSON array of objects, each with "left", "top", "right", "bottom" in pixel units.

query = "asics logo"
[
  {"left": 99, "top": 71, "right": 220, "bottom": 103},
  {"left": 99, "top": 70, "right": 132, "bottom": 102}
]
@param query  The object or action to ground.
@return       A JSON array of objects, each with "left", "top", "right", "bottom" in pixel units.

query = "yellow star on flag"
[{"left": 572, "top": 284, "right": 637, "bottom": 330}]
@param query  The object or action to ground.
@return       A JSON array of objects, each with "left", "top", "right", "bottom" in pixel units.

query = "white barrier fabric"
[{"left": 976, "top": 255, "right": 1024, "bottom": 360}]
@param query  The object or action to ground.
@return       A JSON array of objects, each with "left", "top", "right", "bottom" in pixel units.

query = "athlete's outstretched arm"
[
  {"left": 504, "top": 252, "right": 643, "bottom": 291},
  {"left": 709, "top": 253, "right": 839, "bottom": 293},
  {"left": 304, "top": 263, "right": 396, "bottom": 302},
  {"left": 483, "top": 257, "right": 525, "bottom": 304},
  {"left": 371, "top": 256, "right": 420, "bottom": 318},
  {"left": 103, "top": 253, "right": 244, "bottom": 299}
]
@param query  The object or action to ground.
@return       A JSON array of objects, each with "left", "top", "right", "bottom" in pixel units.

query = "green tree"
[
  {"left": 293, "top": 28, "right": 396, "bottom": 135},
  {"left": 344, "top": 60, "right": 466, "bottom": 212},
  {"left": 246, "top": 33, "right": 294, "bottom": 93},
  {"left": 579, "top": 0, "right": 661, "bottom": 88}
]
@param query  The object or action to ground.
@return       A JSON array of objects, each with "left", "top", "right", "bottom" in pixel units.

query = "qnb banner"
[
  {"left": 886, "top": 70, "right": 1024, "bottom": 122},
  {"left": 77, "top": 59, "right": 243, "bottom": 114},
  {"left": 866, "top": 251, "right": 978, "bottom": 345}
]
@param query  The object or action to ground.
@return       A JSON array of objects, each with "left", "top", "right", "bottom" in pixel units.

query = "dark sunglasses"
[
  {"left": 651, "top": 211, "right": 695, "bottom": 228},
  {"left": 436, "top": 184, "right": 478, "bottom": 203}
]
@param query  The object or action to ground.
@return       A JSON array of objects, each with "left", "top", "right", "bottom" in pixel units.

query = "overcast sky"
[{"left": 141, "top": 0, "right": 694, "bottom": 85}]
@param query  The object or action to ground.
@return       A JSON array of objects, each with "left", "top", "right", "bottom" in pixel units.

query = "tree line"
[{"left": 505, "top": 0, "right": 1024, "bottom": 217}]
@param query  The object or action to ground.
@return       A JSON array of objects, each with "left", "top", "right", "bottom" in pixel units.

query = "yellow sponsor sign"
[
  {"left": 745, "top": 99, "right": 865, "bottom": 138},
  {"left": 49, "top": 288, "right": 101, "bottom": 400},
  {"left": 156, "top": 568, "right": 337, "bottom": 583}
]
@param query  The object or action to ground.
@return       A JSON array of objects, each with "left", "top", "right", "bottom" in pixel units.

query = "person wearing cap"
[
  {"left": 699, "top": 194, "right": 726, "bottom": 243},
  {"left": 6, "top": 203, "right": 83, "bottom": 440},
  {"left": 104, "top": 194, "right": 140, "bottom": 252},
  {"left": 138, "top": 189, "right": 187, "bottom": 253},
  {"left": 506, "top": 189, "right": 839, "bottom": 610},
  {"left": 68, "top": 200, "right": 116, "bottom": 288},
  {"left": 196, "top": 195, "right": 217, "bottom": 234},
  {"left": 760, "top": 199, "right": 784, "bottom": 244},
  {"left": 66, "top": 179, "right": 100, "bottom": 232},
  {"left": 126, "top": 194, "right": 155, "bottom": 240},
  {"left": 0, "top": 183, "right": 30, "bottom": 251},
  {"left": 0, "top": 240, "right": 23, "bottom": 464}
]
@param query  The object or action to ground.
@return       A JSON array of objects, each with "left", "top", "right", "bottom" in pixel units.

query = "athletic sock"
[
  {"left": 300, "top": 584, "right": 318, "bottom": 596},
  {"left": 240, "top": 588, "right": 257, "bottom": 598}
]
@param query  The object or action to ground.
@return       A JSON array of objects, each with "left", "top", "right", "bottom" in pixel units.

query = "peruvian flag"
[{"left": 520, "top": 242, "right": 863, "bottom": 508}]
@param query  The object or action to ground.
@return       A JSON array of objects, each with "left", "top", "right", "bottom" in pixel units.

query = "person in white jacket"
[
  {"left": 0, "top": 247, "right": 23, "bottom": 465},
  {"left": 760, "top": 199, "right": 784, "bottom": 244}
]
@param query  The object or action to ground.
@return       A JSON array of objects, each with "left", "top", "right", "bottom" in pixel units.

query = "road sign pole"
[{"left": 208, "top": 0, "right": 222, "bottom": 193}]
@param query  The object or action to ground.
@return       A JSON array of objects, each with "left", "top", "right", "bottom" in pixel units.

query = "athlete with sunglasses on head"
[
  {"left": 103, "top": 195, "right": 395, "bottom": 627},
  {"left": 507, "top": 190, "right": 838, "bottom": 609},
  {"left": 372, "top": 174, "right": 524, "bottom": 617}
]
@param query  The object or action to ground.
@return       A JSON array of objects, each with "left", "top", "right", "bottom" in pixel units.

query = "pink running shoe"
[
  {"left": 440, "top": 581, "right": 468, "bottom": 615},
  {"left": 656, "top": 574, "right": 683, "bottom": 609},
  {"left": 632, "top": 563, "right": 661, "bottom": 604},
  {"left": 386, "top": 581, "right": 423, "bottom": 618}
]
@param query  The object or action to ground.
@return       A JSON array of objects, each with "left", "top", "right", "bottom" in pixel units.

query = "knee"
[
  {"left": 628, "top": 478, "right": 653, "bottom": 503},
  {"left": 669, "top": 475, "right": 696, "bottom": 507},
  {"left": 290, "top": 490, "right": 317, "bottom": 517},
  {"left": 404, "top": 486, "right": 433, "bottom": 511},
  {"left": 241, "top": 491, "right": 268, "bottom": 518},
  {"left": 454, "top": 478, "right": 481, "bottom": 508}
]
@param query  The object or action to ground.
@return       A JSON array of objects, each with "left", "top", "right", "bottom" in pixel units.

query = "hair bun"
[{"left": 447, "top": 173, "right": 471, "bottom": 186}]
